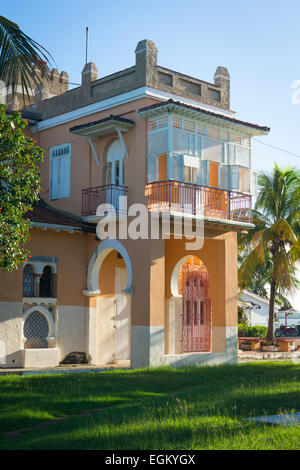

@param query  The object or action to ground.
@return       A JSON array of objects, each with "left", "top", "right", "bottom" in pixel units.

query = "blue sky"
[
  {"left": 2, "top": 1, "right": 300, "bottom": 308},
  {"left": 3, "top": 0, "right": 300, "bottom": 173}
]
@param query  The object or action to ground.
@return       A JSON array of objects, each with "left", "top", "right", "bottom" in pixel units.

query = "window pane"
[{"left": 23, "top": 265, "right": 34, "bottom": 297}]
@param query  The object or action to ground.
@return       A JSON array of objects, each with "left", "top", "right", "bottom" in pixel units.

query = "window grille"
[
  {"left": 173, "top": 129, "right": 193, "bottom": 155},
  {"left": 183, "top": 119, "right": 195, "bottom": 133},
  {"left": 148, "top": 119, "right": 157, "bottom": 132},
  {"left": 220, "top": 130, "right": 229, "bottom": 142},
  {"left": 39, "top": 266, "right": 53, "bottom": 297},
  {"left": 23, "top": 265, "right": 34, "bottom": 297},
  {"left": 24, "top": 311, "right": 49, "bottom": 348},
  {"left": 207, "top": 127, "right": 219, "bottom": 140},
  {"left": 173, "top": 116, "right": 182, "bottom": 129},
  {"left": 231, "top": 133, "right": 241, "bottom": 145},
  {"left": 147, "top": 130, "right": 168, "bottom": 156},
  {"left": 158, "top": 116, "right": 168, "bottom": 129},
  {"left": 197, "top": 123, "right": 206, "bottom": 136},
  {"left": 202, "top": 137, "right": 223, "bottom": 163}
]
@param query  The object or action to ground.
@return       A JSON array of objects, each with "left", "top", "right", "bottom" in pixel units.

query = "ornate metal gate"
[{"left": 182, "top": 262, "right": 212, "bottom": 352}]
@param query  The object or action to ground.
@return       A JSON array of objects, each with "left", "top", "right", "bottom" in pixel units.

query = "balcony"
[
  {"left": 82, "top": 184, "right": 128, "bottom": 218},
  {"left": 145, "top": 180, "right": 252, "bottom": 223}
]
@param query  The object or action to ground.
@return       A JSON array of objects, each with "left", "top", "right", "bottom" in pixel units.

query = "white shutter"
[
  {"left": 240, "top": 169, "right": 251, "bottom": 193},
  {"left": 50, "top": 144, "right": 71, "bottom": 199},
  {"left": 250, "top": 170, "right": 258, "bottom": 196},
  {"left": 230, "top": 165, "right": 240, "bottom": 191}
]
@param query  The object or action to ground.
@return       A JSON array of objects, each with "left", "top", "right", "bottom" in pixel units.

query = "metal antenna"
[{"left": 85, "top": 27, "right": 89, "bottom": 64}]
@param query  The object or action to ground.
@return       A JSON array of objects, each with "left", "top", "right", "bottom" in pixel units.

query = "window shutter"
[
  {"left": 197, "top": 160, "right": 209, "bottom": 186},
  {"left": 240, "top": 169, "right": 250, "bottom": 193},
  {"left": 148, "top": 155, "right": 158, "bottom": 182},
  {"left": 50, "top": 144, "right": 71, "bottom": 199},
  {"left": 250, "top": 170, "right": 258, "bottom": 196},
  {"left": 219, "top": 165, "right": 229, "bottom": 190},
  {"left": 60, "top": 152, "right": 71, "bottom": 198},
  {"left": 171, "top": 154, "right": 183, "bottom": 181},
  {"left": 230, "top": 166, "right": 240, "bottom": 191},
  {"left": 51, "top": 154, "right": 60, "bottom": 199}
]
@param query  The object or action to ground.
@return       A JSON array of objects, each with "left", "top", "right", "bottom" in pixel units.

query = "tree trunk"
[{"left": 267, "top": 277, "right": 276, "bottom": 342}]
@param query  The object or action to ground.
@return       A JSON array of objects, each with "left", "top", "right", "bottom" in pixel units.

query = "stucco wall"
[{"left": 34, "top": 96, "right": 156, "bottom": 218}]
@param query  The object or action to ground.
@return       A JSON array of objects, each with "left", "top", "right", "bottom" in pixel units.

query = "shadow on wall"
[{"left": 0, "top": 348, "right": 24, "bottom": 369}]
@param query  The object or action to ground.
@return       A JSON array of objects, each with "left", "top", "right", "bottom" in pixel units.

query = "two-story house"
[{"left": 0, "top": 40, "right": 270, "bottom": 369}]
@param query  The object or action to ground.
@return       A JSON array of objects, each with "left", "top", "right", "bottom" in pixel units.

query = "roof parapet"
[{"left": 82, "top": 62, "right": 98, "bottom": 86}]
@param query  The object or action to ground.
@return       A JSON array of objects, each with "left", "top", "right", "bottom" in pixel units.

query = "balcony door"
[
  {"left": 106, "top": 139, "right": 124, "bottom": 186},
  {"left": 106, "top": 139, "right": 124, "bottom": 211}
]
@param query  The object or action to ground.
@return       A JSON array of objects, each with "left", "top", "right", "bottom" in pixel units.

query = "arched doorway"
[
  {"left": 177, "top": 257, "right": 212, "bottom": 353},
  {"left": 85, "top": 240, "right": 132, "bottom": 364}
]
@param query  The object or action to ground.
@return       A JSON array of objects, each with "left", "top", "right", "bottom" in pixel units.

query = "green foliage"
[
  {"left": 238, "top": 306, "right": 248, "bottom": 326},
  {"left": 0, "top": 105, "right": 43, "bottom": 270},
  {"left": 238, "top": 164, "right": 300, "bottom": 340},
  {"left": 0, "top": 16, "right": 53, "bottom": 102},
  {"left": 238, "top": 324, "right": 268, "bottom": 338}
]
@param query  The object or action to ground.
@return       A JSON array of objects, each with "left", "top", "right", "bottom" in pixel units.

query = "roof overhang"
[
  {"left": 70, "top": 114, "right": 135, "bottom": 138},
  {"left": 139, "top": 100, "right": 270, "bottom": 137}
]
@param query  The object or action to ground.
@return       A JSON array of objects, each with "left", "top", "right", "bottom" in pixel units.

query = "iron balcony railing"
[
  {"left": 144, "top": 180, "right": 252, "bottom": 223},
  {"left": 82, "top": 184, "right": 128, "bottom": 217}
]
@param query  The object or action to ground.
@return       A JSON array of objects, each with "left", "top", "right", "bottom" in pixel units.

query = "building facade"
[{"left": 0, "top": 40, "right": 269, "bottom": 368}]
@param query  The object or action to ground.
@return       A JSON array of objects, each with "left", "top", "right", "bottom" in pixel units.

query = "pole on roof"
[{"left": 85, "top": 27, "right": 89, "bottom": 64}]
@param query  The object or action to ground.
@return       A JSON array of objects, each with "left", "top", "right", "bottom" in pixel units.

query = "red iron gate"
[{"left": 182, "top": 263, "right": 212, "bottom": 353}]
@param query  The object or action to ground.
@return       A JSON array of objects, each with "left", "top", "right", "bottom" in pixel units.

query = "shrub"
[{"left": 238, "top": 324, "right": 267, "bottom": 338}]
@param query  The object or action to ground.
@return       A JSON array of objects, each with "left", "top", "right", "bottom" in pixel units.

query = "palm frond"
[{"left": 0, "top": 16, "right": 54, "bottom": 102}]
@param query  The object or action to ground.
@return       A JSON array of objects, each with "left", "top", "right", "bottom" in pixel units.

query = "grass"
[{"left": 0, "top": 361, "right": 299, "bottom": 449}]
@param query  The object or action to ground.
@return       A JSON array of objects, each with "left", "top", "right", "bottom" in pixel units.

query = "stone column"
[
  {"left": 81, "top": 62, "right": 98, "bottom": 101},
  {"left": 135, "top": 39, "right": 158, "bottom": 88},
  {"left": 214, "top": 66, "right": 230, "bottom": 109}
]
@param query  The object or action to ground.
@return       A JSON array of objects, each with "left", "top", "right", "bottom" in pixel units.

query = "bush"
[{"left": 238, "top": 324, "right": 267, "bottom": 338}]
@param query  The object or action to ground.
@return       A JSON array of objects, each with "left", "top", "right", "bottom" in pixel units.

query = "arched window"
[
  {"left": 23, "top": 310, "right": 49, "bottom": 348},
  {"left": 23, "top": 264, "right": 34, "bottom": 297},
  {"left": 39, "top": 266, "right": 53, "bottom": 297}
]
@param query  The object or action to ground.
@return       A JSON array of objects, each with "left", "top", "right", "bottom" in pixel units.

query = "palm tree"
[
  {"left": 239, "top": 164, "right": 300, "bottom": 341},
  {"left": 0, "top": 16, "right": 53, "bottom": 102}
]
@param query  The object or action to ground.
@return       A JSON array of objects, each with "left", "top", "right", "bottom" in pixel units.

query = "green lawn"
[{"left": 0, "top": 362, "right": 299, "bottom": 450}]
